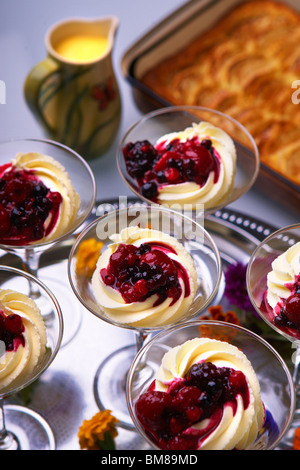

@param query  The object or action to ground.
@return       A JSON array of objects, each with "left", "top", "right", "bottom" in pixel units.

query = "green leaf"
[{"left": 95, "top": 431, "right": 116, "bottom": 450}]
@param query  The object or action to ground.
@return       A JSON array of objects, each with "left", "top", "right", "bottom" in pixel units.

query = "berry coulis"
[
  {"left": 263, "top": 278, "right": 300, "bottom": 339},
  {"left": 100, "top": 242, "right": 190, "bottom": 305},
  {"left": 123, "top": 137, "right": 221, "bottom": 201},
  {"left": 0, "top": 310, "right": 25, "bottom": 352},
  {"left": 0, "top": 164, "right": 63, "bottom": 245},
  {"left": 135, "top": 361, "right": 250, "bottom": 450}
]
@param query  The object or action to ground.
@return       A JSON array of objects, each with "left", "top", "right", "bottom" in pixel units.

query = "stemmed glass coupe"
[
  {"left": 117, "top": 106, "right": 260, "bottom": 216},
  {"left": 127, "top": 320, "right": 295, "bottom": 450},
  {"left": 68, "top": 204, "right": 222, "bottom": 429},
  {"left": 247, "top": 223, "right": 300, "bottom": 448},
  {"left": 0, "top": 265, "right": 63, "bottom": 450},
  {"left": 117, "top": 105, "right": 260, "bottom": 330},
  {"left": 0, "top": 138, "right": 96, "bottom": 346}
]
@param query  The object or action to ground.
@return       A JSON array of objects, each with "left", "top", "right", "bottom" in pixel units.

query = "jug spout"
[{"left": 92, "top": 16, "right": 119, "bottom": 55}]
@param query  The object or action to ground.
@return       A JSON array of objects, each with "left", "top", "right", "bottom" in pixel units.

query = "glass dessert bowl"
[
  {"left": 0, "top": 138, "right": 96, "bottom": 346},
  {"left": 247, "top": 223, "right": 300, "bottom": 448},
  {"left": 126, "top": 320, "right": 295, "bottom": 450},
  {"left": 68, "top": 204, "right": 222, "bottom": 428},
  {"left": 117, "top": 106, "right": 260, "bottom": 215},
  {"left": 0, "top": 265, "right": 63, "bottom": 450}
]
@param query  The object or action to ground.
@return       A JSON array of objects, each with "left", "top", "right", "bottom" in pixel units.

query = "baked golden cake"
[{"left": 142, "top": 0, "right": 300, "bottom": 187}]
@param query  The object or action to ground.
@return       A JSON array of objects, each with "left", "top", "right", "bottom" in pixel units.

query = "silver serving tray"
[{"left": 1, "top": 201, "right": 277, "bottom": 450}]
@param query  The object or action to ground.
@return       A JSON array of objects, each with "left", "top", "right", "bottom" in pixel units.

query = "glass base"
[
  {"left": 1, "top": 404, "right": 55, "bottom": 450},
  {"left": 93, "top": 344, "right": 156, "bottom": 430}
]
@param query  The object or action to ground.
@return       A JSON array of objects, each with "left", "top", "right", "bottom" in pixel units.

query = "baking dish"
[{"left": 121, "top": 0, "right": 300, "bottom": 214}]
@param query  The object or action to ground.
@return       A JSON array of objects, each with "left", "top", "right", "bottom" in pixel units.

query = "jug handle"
[{"left": 24, "top": 57, "right": 59, "bottom": 134}]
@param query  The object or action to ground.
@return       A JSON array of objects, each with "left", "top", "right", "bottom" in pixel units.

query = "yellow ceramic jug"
[{"left": 24, "top": 17, "right": 121, "bottom": 159}]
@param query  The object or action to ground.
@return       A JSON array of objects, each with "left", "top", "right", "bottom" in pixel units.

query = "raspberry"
[
  {"left": 0, "top": 312, "right": 25, "bottom": 351},
  {"left": 4, "top": 314, "right": 24, "bottom": 334},
  {"left": 164, "top": 167, "right": 181, "bottom": 183},
  {"left": 284, "top": 293, "right": 300, "bottom": 325},
  {"left": 135, "top": 391, "right": 172, "bottom": 432},
  {"left": 186, "top": 406, "right": 203, "bottom": 422},
  {"left": 100, "top": 268, "right": 115, "bottom": 286},
  {"left": 154, "top": 151, "right": 180, "bottom": 172},
  {"left": 172, "top": 386, "right": 202, "bottom": 410},
  {"left": 133, "top": 279, "right": 148, "bottom": 296}
]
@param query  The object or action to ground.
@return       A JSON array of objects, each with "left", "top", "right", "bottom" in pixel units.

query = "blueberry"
[
  {"left": 141, "top": 182, "right": 158, "bottom": 199},
  {"left": 0, "top": 179, "right": 6, "bottom": 191},
  {"left": 36, "top": 208, "right": 48, "bottom": 221},
  {"left": 185, "top": 168, "right": 196, "bottom": 181},
  {"left": 201, "top": 139, "right": 212, "bottom": 149},
  {"left": 133, "top": 272, "right": 143, "bottom": 283},
  {"left": 198, "top": 391, "right": 211, "bottom": 408},
  {"left": 167, "top": 158, "right": 177, "bottom": 168},
  {"left": 129, "top": 165, "right": 144, "bottom": 179},
  {"left": 183, "top": 158, "right": 195, "bottom": 169},
  {"left": 33, "top": 224, "right": 44, "bottom": 239},
  {"left": 33, "top": 182, "right": 48, "bottom": 197},
  {"left": 137, "top": 244, "right": 151, "bottom": 255},
  {"left": 10, "top": 207, "right": 22, "bottom": 226},
  {"left": 157, "top": 171, "right": 167, "bottom": 183},
  {"left": 152, "top": 272, "right": 166, "bottom": 287},
  {"left": 139, "top": 159, "right": 151, "bottom": 170},
  {"left": 165, "top": 143, "right": 174, "bottom": 151}
]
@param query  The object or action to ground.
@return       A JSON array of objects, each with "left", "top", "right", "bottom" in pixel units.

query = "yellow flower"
[
  {"left": 76, "top": 238, "right": 103, "bottom": 276},
  {"left": 78, "top": 410, "right": 119, "bottom": 450}
]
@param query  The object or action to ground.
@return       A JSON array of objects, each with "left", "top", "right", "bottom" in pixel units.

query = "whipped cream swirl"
[
  {"left": 91, "top": 226, "right": 198, "bottom": 328},
  {"left": 0, "top": 289, "right": 47, "bottom": 393},
  {"left": 156, "top": 122, "right": 236, "bottom": 209},
  {"left": 267, "top": 241, "right": 300, "bottom": 313},
  {"left": 154, "top": 337, "right": 265, "bottom": 450},
  {"left": 14, "top": 152, "right": 80, "bottom": 242}
]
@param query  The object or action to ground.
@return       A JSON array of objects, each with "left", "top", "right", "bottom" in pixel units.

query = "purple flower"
[{"left": 224, "top": 262, "right": 256, "bottom": 314}]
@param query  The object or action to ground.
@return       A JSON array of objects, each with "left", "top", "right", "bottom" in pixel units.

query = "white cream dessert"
[
  {"left": 135, "top": 337, "right": 266, "bottom": 450},
  {"left": 91, "top": 226, "right": 198, "bottom": 328},
  {"left": 0, "top": 289, "right": 47, "bottom": 393},
  {"left": 267, "top": 242, "right": 300, "bottom": 313},
  {"left": 264, "top": 241, "right": 300, "bottom": 335},
  {"left": 123, "top": 121, "right": 237, "bottom": 210},
  {"left": 0, "top": 152, "right": 80, "bottom": 245}
]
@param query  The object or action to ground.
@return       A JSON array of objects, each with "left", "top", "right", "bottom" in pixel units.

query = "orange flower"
[
  {"left": 204, "top": 305, "right": 240, "bottom": 325},
  {"left": 294, "top": 427, "right": 300, "bottom": 450},
  {"left": 76, "top": 238, "right": 103, "bottom": 276},
  {"left": 199, "top": 305, "right": 240, "bottom": 342},
  {"left": 78, "top": 410, "right": 119, "bottom": 450}
]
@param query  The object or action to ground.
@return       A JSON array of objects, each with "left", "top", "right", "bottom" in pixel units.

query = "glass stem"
[
  {"left": 21, "top": 248, "right": 42, "bottom": 300},
  {"left": 293, "top": 345, "right": 300, "bottom": 399},
  {"left": 132, "top": 330, "right": 155, "bottom": 390},
  {"left": 0, "top": 398, "right": 15, "bottom": 450},
  {"left": 135, "top": 330, "right": 148, "bottom": 353},
  {"left": 19, "top": 247, "right": 54, "bottom": 321}
]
